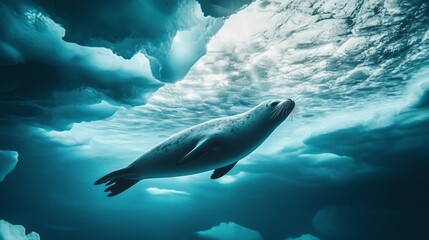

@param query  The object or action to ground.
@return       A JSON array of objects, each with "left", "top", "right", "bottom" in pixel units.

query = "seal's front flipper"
[
  {"left": 177, "top": 138, "right": 214, "bottom": 165},
  {"left": 211, "top": 161, "right": 238, "bottom": 179}
]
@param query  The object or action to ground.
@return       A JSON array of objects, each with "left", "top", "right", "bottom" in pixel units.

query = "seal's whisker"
[
  {"left": 272, "top": 109, "right": 280, "bottom": 119},
  {"left": 276, "top": 108, "right": 282, "bottom": 119},
  {"left": 292, "top": 109, "right": 298, "bottom": 120},
  {"left": 276, "top": 108, "right": 281, "bottom": 118},
  {"left": 270, "top": 109, "right": 276, "bottom": 119},
  {"left": 271, "top": 107, "right": 282, "bottom": 119},
  {"left": 291, "top": 103, "right": 299, "bottom": 120},
  {"left": 270, "top": 107, "right": 278, "bottom": 115},
  {"left": 281, "top": 105, "right": 288, "bottom": 117},
  {"left": 293, "top": 105, "right": 299, "bottom": 115}
]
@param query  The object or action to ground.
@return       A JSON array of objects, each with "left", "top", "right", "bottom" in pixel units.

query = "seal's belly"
[{"left": 135, "top": 140, "right": 258, "bottom": 179}]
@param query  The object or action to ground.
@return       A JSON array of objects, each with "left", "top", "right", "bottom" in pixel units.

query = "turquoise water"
[{"left": 1, "top": 0, "right": 428, "bottom": 239}]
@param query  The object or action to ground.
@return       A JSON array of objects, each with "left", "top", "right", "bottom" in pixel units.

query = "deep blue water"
[{"left": 1, "top": 0, "right": 428, "bottom": 239}]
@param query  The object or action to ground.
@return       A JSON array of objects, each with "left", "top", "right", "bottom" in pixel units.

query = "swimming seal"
[{"left": 95, "top": 99, "right": 295, "bottom": 196}]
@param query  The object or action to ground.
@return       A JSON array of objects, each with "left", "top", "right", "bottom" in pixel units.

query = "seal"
[{"left": 95, "top": 99, "right": 295, "bottom": 196}]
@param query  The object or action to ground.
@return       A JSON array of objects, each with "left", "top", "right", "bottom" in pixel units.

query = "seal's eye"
[{"left": 270, "top": 101, "right": 280, "bottom": 107}]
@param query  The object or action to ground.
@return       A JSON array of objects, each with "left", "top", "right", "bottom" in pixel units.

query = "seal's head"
[{"left": 250, "top": 99, "right": 295, "bottom": 127}]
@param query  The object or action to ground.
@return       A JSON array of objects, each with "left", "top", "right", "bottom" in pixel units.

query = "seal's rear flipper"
[
  {"left": 211, "top": 161, "right": 237, "bottom": 179},
  {"left": 104, "top": 178, "right": 139, "bottom": 197},
  {"left": 94, "top": 168, "right": 139, "bottom": 197},
  {"left": 94, "top": 168, "right": 131, "bottom": 185}
]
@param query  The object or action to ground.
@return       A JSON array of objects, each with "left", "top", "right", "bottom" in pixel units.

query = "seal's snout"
[
  {"left": 270, "top": 99, "right": 295, "bottom": 120},
  {"left": 286, "top": 98, "right": 295, "bottom": 108}
]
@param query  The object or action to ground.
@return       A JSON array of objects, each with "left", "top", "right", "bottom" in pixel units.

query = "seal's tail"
[{"left": 94, "top": 168, "right": 139, "bottom": 197}]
